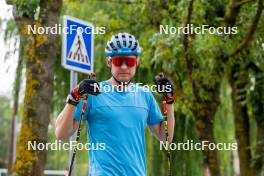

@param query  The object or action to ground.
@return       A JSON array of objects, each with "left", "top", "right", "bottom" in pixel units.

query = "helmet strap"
[
  {"left": 112, "top": 75, "right": 131, "bottom": 86},
  {"left": 110, "top": 66, "right": 131, "bottom": 86}
]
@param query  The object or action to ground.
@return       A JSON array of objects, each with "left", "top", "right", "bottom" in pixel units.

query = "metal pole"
[{"left": 69, "top": 71, "right": 78, "bottom": 176}]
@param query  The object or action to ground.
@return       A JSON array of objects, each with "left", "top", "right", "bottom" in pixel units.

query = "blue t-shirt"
[{"left": 74, "top": 80, "right": 163, "bottom": 176}]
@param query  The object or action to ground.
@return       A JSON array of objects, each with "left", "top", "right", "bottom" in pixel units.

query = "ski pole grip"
[{"left": 89, "top": 72, "right": 96, "bottom": 80}]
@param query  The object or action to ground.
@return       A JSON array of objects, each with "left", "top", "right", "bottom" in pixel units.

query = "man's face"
[{"left": 107, "top": 55, "right": 139, "bottom": 83}]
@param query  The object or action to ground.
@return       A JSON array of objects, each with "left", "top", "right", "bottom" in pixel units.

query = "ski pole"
[
  {"left": 155, "top": 72, "right": 173, "bottom": 176},
  {"left": 68, "top": 96, "right": 87, "bottom": 176},
  {"left": 68, "top": 73, "right": 96, "bottom": 176},
  {"left": 162, "top": 95, "right": 172, "bottom": 176}
]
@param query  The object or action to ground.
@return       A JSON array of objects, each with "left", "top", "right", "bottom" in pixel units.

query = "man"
[{"left": 55, "top": 32, "right": 175, "bottom": 175}]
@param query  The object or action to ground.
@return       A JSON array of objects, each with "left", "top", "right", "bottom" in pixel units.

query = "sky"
[{"left": 0, "top": 0, "right": 19, "bottom": 98}]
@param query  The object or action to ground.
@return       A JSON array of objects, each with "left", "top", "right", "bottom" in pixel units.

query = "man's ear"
[
  {"left": 106, "top": 58, "right": 111, "bottom": 68},
  {"left": 136, "top": 58, "right": 140, "bottom": 66}
]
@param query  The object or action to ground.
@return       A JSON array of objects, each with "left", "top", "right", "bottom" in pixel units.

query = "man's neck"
[{"left": 108, "top": 77, "right": 129, "bottom": 91}]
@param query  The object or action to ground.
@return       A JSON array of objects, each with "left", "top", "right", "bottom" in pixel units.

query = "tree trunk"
[
  {"left": 229, "top": 64, "right": 255, "bottom": 176},
  {"left": 8, "top": 0, "right": 62, "bottom": 175},
  {"left": 251, "top": 71, "right": 264, "bottom": 176}
]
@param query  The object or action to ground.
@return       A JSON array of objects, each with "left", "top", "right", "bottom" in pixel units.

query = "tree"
[
  {"left": 6, "top": 0, "right": 62, "bottom": 175},
  {"left": 141, "top": 0, "right": 264, "bottom": 175}
]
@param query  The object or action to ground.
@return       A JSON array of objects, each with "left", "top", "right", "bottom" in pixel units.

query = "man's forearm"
[
  {"left": 55, "top": 104, "right": 78, "bottom": 140},
  {"left": 166, "top": 104, "right": 175, "bottom": 143},
  {"left": 156, "top": 104, "right": 175, "bottom": 143}
]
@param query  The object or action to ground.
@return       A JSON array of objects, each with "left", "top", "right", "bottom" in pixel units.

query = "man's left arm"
[
  {"left": 149, "top": 103, "right": 175, "bottom": 143},
  {"left": 149, "top": 73, "right": 175, "bottom": 143}
]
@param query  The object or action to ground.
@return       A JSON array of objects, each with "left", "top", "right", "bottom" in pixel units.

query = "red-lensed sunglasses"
[{"left": 111, "top": 57, "right": 137, "bottom": 67}]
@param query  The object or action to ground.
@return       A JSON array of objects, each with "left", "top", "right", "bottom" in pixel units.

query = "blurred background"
[{"left": 0, "top": 0, "right": 263, "bottom": 176}]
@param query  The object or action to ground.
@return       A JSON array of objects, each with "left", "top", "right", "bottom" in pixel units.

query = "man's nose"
[{"left": 120, "top": 62, "right": 128, "bottom": 69}]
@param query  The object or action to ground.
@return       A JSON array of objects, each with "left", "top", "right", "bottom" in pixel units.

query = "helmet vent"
[
  {"left": 117, "top": 41, "right": 121, "bottom": 48},
  {"left": 132, "top": 42, "right": 138, "bottom": 50},
  {"left": 128, "top": 41, "right": 132, "bottom": 48},
  {"left": 110, "top": 42, "right": 115, "bottom": 49}
]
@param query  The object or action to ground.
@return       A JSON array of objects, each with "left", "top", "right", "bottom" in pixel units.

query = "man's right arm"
[
  {"left": 55, "top": 104, "right": 79, "bottom": 140},
  {"left": 54, "top": 77, "right": 100, "bottom": 140}
]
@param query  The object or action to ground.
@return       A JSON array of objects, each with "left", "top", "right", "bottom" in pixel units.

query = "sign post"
[
  {"left": 69, "top": 70, "right": 78, "bottom": 176},
  {"left": 62, "top": 15, "right": 94, "bottom": 176}
]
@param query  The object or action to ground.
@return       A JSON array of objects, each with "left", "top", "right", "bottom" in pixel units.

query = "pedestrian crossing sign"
[{"left": 62, "top": 15, "right": 94, "bottom": 74}]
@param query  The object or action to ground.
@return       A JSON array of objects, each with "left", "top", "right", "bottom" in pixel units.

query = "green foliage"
[
  {"left": 0, "top": 96, "right": 12, "bottom": 167},
  {"left": 172, "top": 113, "right": 203, "bottom": 176},
  {"left": 52, "top": 38, "right": 70, "bottom": 115},
  {"left": 14, "top": 0, "right": 40, "bottom": 18},
  {"left": 4, "top": 19, "right": 17, "bottom": 42}
]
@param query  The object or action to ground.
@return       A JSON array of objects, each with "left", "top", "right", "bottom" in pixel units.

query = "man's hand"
[
  {"left": 66, "top": 79, "right": 100, "bottom": 106},
  {"left": 154, "top": 72, "right": 175, "bottom": 104}
]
